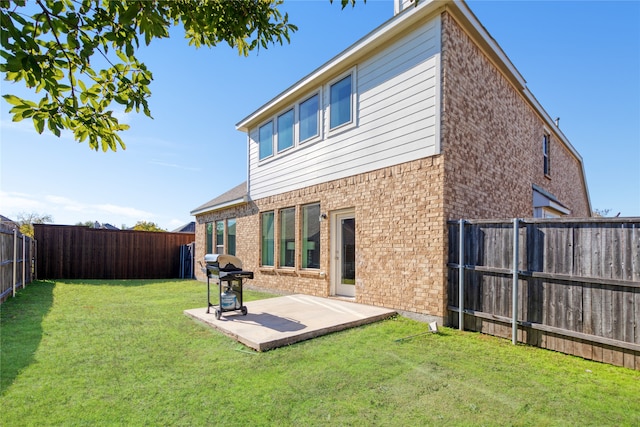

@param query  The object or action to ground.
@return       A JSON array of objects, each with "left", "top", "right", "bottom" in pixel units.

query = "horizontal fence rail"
[
  {"left": 34, "top": 225, "right": 195, "bottom": 280},
  {"left": 447, "top": 218, "right": 640, "bottom": 370},
  {"left": 1, "top": 226, "right": 36, "bottom": 303}
]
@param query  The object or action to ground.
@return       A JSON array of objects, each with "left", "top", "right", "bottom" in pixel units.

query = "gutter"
[{"left": 189, "top": 195, "right": 250, "bottom": 217}]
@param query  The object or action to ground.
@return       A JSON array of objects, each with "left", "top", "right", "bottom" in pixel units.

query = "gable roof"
[
  {"left": 92, "top": 222, "right": 120, "bottom": 230},
  {"left": 0, "top": 214, "right": 17, "bottom": 231},
  {"left": 172, "top": 222, "right": 196, "bottom": 233},
  {"left": 190, "top": 182, "right": 248, "bottom": 216},
  {"left": 0, "top": 214, "right": 16, "bottom": 224}
]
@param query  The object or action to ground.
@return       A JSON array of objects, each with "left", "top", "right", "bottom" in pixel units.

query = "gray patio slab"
[{"left": 184, "top": 294, "right": 396, "bottom": 351}]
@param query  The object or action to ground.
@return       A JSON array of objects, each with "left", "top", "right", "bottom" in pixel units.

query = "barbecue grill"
[{"left": 203, "top": 254, "right": 253, "bottom": 320}]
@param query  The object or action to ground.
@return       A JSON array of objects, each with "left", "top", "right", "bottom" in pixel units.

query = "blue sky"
[{"left": 1, "top": 0, "right": 638, "bottom": 230}]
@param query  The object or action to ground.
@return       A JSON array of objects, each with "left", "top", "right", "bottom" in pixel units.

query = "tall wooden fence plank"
[
  {"left": 34, "top": 225, "right": 194, "bottom": 280},
  {"left": 448, "top": 218, "right": 640, "bottom": 370}
]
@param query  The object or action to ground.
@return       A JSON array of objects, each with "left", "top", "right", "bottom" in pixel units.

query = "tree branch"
[{"left": 35, "top": 0, "right": 76, "bottom": 101}]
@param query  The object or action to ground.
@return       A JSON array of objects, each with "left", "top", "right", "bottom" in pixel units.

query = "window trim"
[
  {"left": 276, "top": 108, "right": 296, "bottom": 153},
  {"left": 301, "top": 202, "right": 321, "bottom": 270},
  {"left": 227, "top": 218, "right": 236, "bottom": 256},
  {"left": 205, "top": 222, "right": 214, "bottom": 254},
  {"left": 298, "top": 91, "right": 322, "bottom": 144},
  {"left": 258, "top": 120, "right": 274, "bottom": 160},
  {"left": 279, "top": 207, "right": 296, "bottom": 268},
  {"left": 253, "top": 66, "right": 358, "bottom": 163},
  {"left": 260, "top": 203, "right": 323, "bottom": 271},
  {"left": 215, "top": 220, "right": 225, "bottom": 254},
  {"left": 260, "top": 211, "right": 275, "bottom": 267},
  {"left": 326, "top": 68, "right": 357, "bottom": 135}
]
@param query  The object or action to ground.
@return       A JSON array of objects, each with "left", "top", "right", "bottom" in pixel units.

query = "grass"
[{"left": 1, "top": 280, "right": 639, "bottom": 426}]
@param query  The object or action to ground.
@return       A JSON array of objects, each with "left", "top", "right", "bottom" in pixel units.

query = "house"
[
  {"left": 171, "top": 222, "right": 196, "bottom": 234},
  {"left": 0, "top": 214, "right": 18, "bottom": 231},
  {"left": 190, "top": 0, "right": 591, "bottom": 323},
  {"left": 92, "top": 222, "right": 120, "bottom": 230}
]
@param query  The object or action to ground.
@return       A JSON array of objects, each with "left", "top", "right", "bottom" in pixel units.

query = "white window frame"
[
  {"left": 276, "top": 107, "right": 296, "bottom": 154},
  {"left": 279, "top": 207, "right": 296, "bottom": 269},
  {"left": 261, "top": 211, "right": 275, "bottom": 267},
  {"left": 297, "top": 91, "right": 322, "bottom": 145},
  {"left": 326, "top": 68, "right": 357, "bottom": 135},
  {"left": 301, "top": 202, "right": 321, "bottom": 270},
  {"left": 258, "top": 120, "right": 274, "bottom": 161}
]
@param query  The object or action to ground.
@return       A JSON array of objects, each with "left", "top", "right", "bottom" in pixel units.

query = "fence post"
[
  {"left": 512, "top": 218, "right": 520, "bottom": 345},
  {"left": 12, "top": 228, "right": 17, "bottom": 297},
  {"left": 458, "top": 219, "right": 465, "bottom": 331},
  {"left": 34, "top": 239, "right": 37, "bottom": 281},
  {"left": 22, "top": 234, "right": 26, "bottom": 288}
]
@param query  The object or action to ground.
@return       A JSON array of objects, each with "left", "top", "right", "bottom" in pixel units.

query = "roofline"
[
  {"left": 532, "top": 184, "right": 571, "bottom": 215},
  {"left": 189, "top": 196, "right": 249, "bottom": 217}
]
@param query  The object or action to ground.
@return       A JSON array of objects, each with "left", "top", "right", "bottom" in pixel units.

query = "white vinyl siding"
[{"left": 248, "top": 16, "right": 441, "bottom": 199}]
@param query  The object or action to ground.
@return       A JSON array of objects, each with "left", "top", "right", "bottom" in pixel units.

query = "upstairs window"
[
  {"left": 543, "top": 133, "right": 550, "bottom": 176},
  {"left": 277, "top": 109, "right": 295, "bottom": 152},
  {"left": 299, "top": 94, "right": 319, "bottom": 142},
  {"left": 254, "top": 69, "right": 356, "bottom": 161},
  {"left": 259, "top": 121, "right": 273, "bottom": 160},
  {"left": 329, "top": 74, "right": 352, "bottom": 129}
]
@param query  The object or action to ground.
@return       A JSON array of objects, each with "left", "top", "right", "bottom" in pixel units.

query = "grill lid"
[{"left": 204, "top": 253, "right": 243, "bottom": 271}]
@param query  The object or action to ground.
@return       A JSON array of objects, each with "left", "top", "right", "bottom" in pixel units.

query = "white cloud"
[
  {"left": 1, "top": 191, "right": 156, "bottom": 226},
  {"left": 0, "top": 191, "right": 45, "bottom": 213},
  {"left": 44, "top": 195, "right": 85, "bottom": 212},
  {"left": 94, "top": 203, "right": 153, "bottom": 219}
]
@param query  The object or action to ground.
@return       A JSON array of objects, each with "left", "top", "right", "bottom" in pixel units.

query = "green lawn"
[{"left": 1, "top": 280, "right": 638, "bottom": 426}]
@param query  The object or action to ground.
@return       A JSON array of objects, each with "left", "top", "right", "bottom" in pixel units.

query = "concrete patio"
[{"left": 184, "top": 294, "right": 396, "bottom": 351}]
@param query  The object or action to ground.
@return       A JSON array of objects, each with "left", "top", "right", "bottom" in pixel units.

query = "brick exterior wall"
[
  {"left": 440, "top": 12, "right": 590, "bottom": 220},
  {"left": 196, "top": 156, "right": 448, "bottom": 319}
]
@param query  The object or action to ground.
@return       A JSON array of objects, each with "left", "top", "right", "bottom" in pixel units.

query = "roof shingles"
[{"left": 190, "top": 182, "right": 248, "bottom": 215}]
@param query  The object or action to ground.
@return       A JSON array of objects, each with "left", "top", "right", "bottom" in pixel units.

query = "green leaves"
[{"left": 1, "top": 0, "right": 300, "bottom": 152}]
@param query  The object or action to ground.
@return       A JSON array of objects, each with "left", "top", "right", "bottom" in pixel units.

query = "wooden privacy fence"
[
  {"left": 447, "top": 218, "right": 640, "bottom": 370},
  {"left": 34, "top": 224, "right": 195, "bottom": 280},
  {"left": 1, "top": 226, "right": 36, "bottom": 303}
]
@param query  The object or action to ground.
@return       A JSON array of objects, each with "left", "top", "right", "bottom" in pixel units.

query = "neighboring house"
[
  {"left": 191, "top": 0, "right": 591, "bottom": 323},
  {"left": 0, "top": 215, "right": 18, "bottom": 231},
  {"left": 172, "top": 222, "right": 196, "bottom": 233},
  {"left": 92, "top": 222, "right": 120, "bottom": 230}
]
